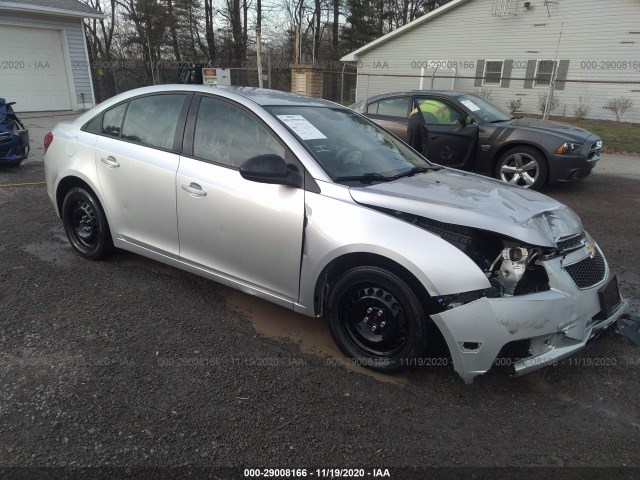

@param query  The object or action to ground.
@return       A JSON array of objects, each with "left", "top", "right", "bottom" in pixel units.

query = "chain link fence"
[
  {"left": 87, "top": 58, "right": 359, "bottom": 106},
  {"left": 348, "top": 71, "right": 640, "bottom": 124},
  {"left": 87, "top": 59, "right": 639, "bottom": 126}
]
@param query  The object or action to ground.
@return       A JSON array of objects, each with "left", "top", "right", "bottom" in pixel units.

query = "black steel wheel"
[
  {"left": 327, "top": 266, "right": 428, "bottom": 372},
  {"left": 61, "top": 187, "right": 112, "bottom": 259}
]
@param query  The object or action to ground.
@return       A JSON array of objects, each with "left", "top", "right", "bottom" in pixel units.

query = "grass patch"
[{"left": 572, "top": 120, "right": 640, "bottom": 155}]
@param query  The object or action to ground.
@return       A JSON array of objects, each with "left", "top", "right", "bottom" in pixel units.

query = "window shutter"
[
  {"left": 523, "top": 60, "right": 537, "bottom": 89},
  {"left": 501, "top": 60, "right": 513, "bottom": 88},
  {"left": 554, "top": 60, "right": 570, "bottom": 90},
  {"left": 474, "top": 60, "right": 485, "bottom": 87}
]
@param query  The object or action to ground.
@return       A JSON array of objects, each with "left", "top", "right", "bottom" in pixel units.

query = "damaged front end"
[{"left": 383, "top": 209, "right": 628, "bottom": 384}]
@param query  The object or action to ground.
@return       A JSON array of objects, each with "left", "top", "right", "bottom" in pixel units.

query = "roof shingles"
[{"left": 0, "top": 0, "right": 101, "bottom": 16}]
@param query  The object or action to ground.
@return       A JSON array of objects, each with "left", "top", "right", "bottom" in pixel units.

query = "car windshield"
[
  {"left": 457, "top": 94, "right": 513, "bottom": 123},
  {"left": 265, "top": 106, "right": 432, "bottom": 183}
]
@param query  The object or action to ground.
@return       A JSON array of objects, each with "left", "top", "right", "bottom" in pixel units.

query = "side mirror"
[
  {"left": 239, "top": 154, "right": 302, "bottom": 188},
  {"left": 465, "top": 115, "right": 475, "bottom": 125}
]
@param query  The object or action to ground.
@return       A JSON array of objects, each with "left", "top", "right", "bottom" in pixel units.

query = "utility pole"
[
  {"left": 256, "top": 27, "right": 263, "bottom": 87},
  {"left": 267, "top": 50, "right": 272, "bottom": 89},
  {"left": 544, "top": 22, "right": 564, "bottom": 120},
  {"left": 146, "top": 32, "right": 155, "bottom": 85}
]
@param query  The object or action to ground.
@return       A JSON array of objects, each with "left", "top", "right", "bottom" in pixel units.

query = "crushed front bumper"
[
  {"left": 432, "top": 245, "right": 627, "bottom": 384},
  {"left": 0, "top": 128, "right": 29, "bottom": 163}
]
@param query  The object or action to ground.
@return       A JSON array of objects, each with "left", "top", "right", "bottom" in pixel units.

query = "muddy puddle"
[{"left": 222, "top": 287, "right": 410, "bottom": 385}]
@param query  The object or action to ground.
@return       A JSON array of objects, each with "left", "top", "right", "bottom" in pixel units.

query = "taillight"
[{"left": 44, "top": 132, "right": 53, "bottom": 153}]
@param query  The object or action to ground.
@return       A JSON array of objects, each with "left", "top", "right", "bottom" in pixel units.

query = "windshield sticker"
[
  {"left": 277, "top": 115, "right": 327, "bottom": 140},
  {"left": 460, "top": 99, "right": 481, "bottom": 112}
]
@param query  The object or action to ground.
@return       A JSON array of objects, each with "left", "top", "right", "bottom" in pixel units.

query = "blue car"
[{"left": 0, "top": 98, "right": 29, "bottom": 166}]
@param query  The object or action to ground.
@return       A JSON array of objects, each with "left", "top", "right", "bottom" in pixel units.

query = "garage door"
[{"left": 0, "top": 25, "right": 73, "bottom": 112}]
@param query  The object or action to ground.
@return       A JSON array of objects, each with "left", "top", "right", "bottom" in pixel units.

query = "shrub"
[
  {"left": 604, "top": 97, "right": 633, "bottom": 122},
  {"left": 538, "top": 93, "right": 559, "bottom": 115},
  {"left": 573, "top": 96, "right": 590, "bottom": 121},
  {"left": 473, "top": 88, "right": 493, "bottom": 100},
  {"left": 508, "top": 98, "right": 523, "bottom": 116}
]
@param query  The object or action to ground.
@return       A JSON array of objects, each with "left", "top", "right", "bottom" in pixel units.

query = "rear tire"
[
  {"left": 61, "top": 187, "right": 113, "bottom": 260},
  {"left": 0, "top": 159, "right": 23, "bottom": 167},
  {"left": 326, "top": 266, "right": 428, "bottom": 372},
  {"left": 495, "top": 146, "right": 548, "bottom": 190}
]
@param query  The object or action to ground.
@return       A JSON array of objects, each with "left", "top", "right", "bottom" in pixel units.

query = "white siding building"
[
  {"left": 0, "top": 0, "right": 102, "bottom": 112},
  {"left": 341, "top": 0, "right": 640, "bottom": 122}
]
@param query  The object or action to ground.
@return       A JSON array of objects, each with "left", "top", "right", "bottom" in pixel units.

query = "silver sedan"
[{"left": 44, "top": 85, "right": 627, "bottom": 384}]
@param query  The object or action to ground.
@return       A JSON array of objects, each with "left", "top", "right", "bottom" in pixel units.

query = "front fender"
[{"left": 296, "top": 188, "right": 490, "bottom": 314}]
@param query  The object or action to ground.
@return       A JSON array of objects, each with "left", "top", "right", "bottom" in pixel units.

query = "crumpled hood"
[
  {"left": 502, "top": 117, "right": 595, "bottom": 143},
  {"left": 349, "top": 169, "right": 582, "bottom": 247}
]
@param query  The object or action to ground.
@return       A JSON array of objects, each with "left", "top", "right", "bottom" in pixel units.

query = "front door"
[
  {"left": 176, "top": 95, "right": 305, "bottom": 301},
  {"left": 413, "top": 96, "right": 478, "bottom": 169}
]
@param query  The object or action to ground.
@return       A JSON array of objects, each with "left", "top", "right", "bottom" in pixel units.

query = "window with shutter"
[
  {"left": 483, "top": 61, "right": 504, "bottom": 85},
  {"left": 535, "top": 60, "right": 557, "bottom": 86}
]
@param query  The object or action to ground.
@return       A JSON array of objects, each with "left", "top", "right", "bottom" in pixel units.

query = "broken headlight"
[{"left": 487, "top": 245, "right": 549, "bottom": 296}]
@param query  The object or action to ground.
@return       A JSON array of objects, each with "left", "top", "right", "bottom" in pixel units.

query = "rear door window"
[
  {"left": 121, "top": 94, "right": 186, "bottom": 150},
  {"left": 375, "top": 97, "right": 410, "bottom": 118}
]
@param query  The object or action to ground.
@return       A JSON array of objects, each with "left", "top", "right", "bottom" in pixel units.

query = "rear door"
[
  {"left": 413, "top": 96, "right": 478, "bottom": 169},
  {"left": 94, "top": 93, "right": 190, "bottom": 256},
  {"left": 176, "top": 95, "right": 305, "bottom": 301},
  {"left": 363, "top": 96, "right": 411, "bottom": 140}
]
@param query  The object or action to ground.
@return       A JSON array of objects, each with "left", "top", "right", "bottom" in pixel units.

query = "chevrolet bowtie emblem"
[{"left": 586, "top": 242, "right": 597, "bottom": 258}]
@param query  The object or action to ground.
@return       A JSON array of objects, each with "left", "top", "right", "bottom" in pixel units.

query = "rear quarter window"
[
  {"left": 83, "top": 115, "right": 102, "bottom": 134},
  {"left": 102, "top": 103, "right": 127, "bottom": 137}
]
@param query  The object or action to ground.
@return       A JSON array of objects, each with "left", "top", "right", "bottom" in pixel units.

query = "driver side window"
[
  {"left": 414, "top": 98, "right": 463, "bottom": 125},
  {"left": 193, "top": 96, "right": 285, "bottom": 168}
]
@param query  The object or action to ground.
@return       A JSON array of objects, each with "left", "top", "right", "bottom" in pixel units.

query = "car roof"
[
  {"left": 101, "top": 84, "right": 336, "bottom": 107},
  {"left": 359, "top": 91, "right": 469, "bottom": 103},
  {"left": 74, "top": 84, "right": 341, "bottom": 127}
]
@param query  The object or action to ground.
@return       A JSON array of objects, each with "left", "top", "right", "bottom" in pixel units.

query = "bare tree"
[
  {"left": 605, "top": 97, "right": 633, "bottom": 122},
  {"left": 203, "top": 0, "right": 217, "bottom": 63},
  {"left": 117, "top": 0, "right": 168, "bottom": 83},
  {"left": 573, "top": 96, "right": 590, "bottom": 121},
  {"left": 83, "top": 0, "right": 119, "bottom": 99},
  {"left": 165, "top": 0, "right": 181, "bottom": 61}
]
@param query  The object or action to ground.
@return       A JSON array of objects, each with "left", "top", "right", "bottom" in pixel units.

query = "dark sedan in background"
[{"left": 350, "top": 91, "right": 602, "bottom": 190}]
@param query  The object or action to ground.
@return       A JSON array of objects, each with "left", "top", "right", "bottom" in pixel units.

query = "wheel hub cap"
[
  {"left": 72, "top": 200, "right": 97, "bottom": 244},
  {"left": 363, "top": 307, "right": 388, "bottom": 333},
  {"left": 500, "top": 153, "right": 539, "bottom": 188},
  {"left": 339, "top": 284, "right": 410, "bottom": 358}
]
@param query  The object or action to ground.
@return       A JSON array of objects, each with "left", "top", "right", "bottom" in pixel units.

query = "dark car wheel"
[
  {"left": 0, "top": 158, "right": 24, "bottom": 167},
  {"left": 62, "top": 187, "right": 113, "bottom": 260},
  {"left": 326, "top": 266, "right": 428, "bottom": 372},
  {"left": 495, "top": 146, "right": 549, "bottom": 190}
]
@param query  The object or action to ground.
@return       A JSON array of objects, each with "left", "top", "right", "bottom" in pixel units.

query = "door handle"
[
  {"left": 430, "top": 135, "right": 440, "bottom": 140},
  {"left": 100, "top": 156, "right": 120, "bottom": 168},
  {"left": 181, "top": 182, "right": 207, "bottom": 197}
]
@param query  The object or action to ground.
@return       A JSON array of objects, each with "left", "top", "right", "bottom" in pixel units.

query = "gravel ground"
[{"left": 0, "top": 118, "right": 639, "bottom": 473}]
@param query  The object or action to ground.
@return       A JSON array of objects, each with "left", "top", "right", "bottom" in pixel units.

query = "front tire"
[
  {"left": 61, "top": 187, "right": 113, "bottom": 260},
  {"left": 326, "top": 266, "right": 428, "bottom": 372},
  {"left": 495, "top": 146, "right": 548, "bottom": 190}
]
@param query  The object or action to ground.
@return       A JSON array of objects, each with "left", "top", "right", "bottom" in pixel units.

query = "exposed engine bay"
[{"left": 379, "top": 209, "right": 556, "bottom": 306}]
